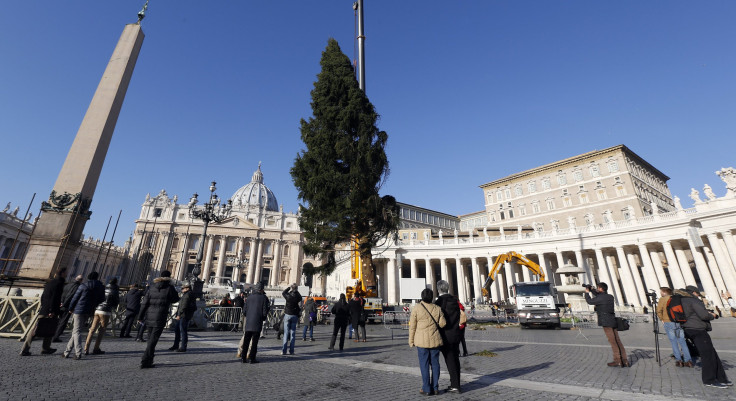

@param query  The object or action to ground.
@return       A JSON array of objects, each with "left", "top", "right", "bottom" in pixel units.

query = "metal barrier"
[
  {"left": 383, "top": 311, "right": 410, "bottom": 340},
  {"left": 0, "top": 295, "right": 41, "bottom": 340},
  {"left": 205, "top": 306, "right": 242, "bottom": 331}
]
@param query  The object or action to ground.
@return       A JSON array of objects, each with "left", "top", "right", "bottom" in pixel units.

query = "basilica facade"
[{"left": 126, "top": 165, "right": 323, "bottom": 293}]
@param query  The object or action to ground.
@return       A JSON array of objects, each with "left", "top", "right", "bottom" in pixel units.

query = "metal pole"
[
  {"left": 93, "top": 215, "right": 113, "bottom": 273},
  {"left": 356, "top": 0, "right": 366, "bottom": 92},
  {"left": 101, "top": 210, "right": 122, "bottom": 278}
]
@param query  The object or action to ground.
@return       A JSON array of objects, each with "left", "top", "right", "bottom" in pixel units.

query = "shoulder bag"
[{"left": 420, "top": 303, "right": 442, "bottom": 332}]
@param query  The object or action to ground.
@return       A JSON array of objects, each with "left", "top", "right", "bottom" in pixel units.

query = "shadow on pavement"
[{"left": 461, "top": 362, "right": 554, "bottom": 392}]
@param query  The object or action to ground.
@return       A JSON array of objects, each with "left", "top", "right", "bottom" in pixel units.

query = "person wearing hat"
[
  {"left": 138, "top": 270, "right": 179, "bottom": 368},
  {"left": 241, "top": 282, "right": 270, "bottom": 363},
  {"left": 170, "top": 282, "right": 197, "bottom": 352},
  {"left": 681, "top": 285, "right": 732, "bottom": 389}
]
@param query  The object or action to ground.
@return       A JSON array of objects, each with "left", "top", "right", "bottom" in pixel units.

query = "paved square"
[{"left": 3, "top": 316, "right": 734, "bottom": 400}]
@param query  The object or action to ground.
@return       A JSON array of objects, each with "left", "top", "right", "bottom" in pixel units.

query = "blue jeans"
[
  {"left": 282, "top": 314, "right": 298, "bottom": 354},
  {"left": 302, "top": 323, "right": 313, "bottom": 340},
  {"left": 663, "top": 321, "right": 691, "bottom": 362},
  {"left": 417, "top": 347, "right": 441, "bottom": 394},
  {"left": 173, "top": 317, "right": 189, "bottom": 350}
]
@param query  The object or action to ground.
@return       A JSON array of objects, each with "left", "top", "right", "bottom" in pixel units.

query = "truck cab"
[{"left": 513, "top": 281, "right": 560, "bottom": 329}]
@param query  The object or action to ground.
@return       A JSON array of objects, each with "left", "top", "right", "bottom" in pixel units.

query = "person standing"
[
  {"left": 409, "top": 288, "right": 446, "bottom": 396},
  {"left": 120, "top": 283, "right": 143, "bottom": 338},
  {"left": 52, "top": 274, "right": 82, "bottom": 343},
  {"left": 138, "top": 271, "right": 179, "bottom": 369},
  {"left": 20, "top": 268, "right": 66, "bottom": 356},
  {"left": 232, "top": 292, "right": 245, "bottom": 331},
  {"left": 62, "top": 271, "right": 105, "bottom": 360},
  {"left": 170, "top": 282, "right": 196, "bottom": 352},
  {"left": 328, "top": 294, "right": 350, "bottom": 351},
  {"left": 241, "top": 282, "right": 270, "bottom": 363},
  {"left": 349, "top": 293, "right": 366, "bottom": 342},
  {"left": 458, "top": 301, "right": 468, "bottom": 357},
  {"left": 585, "top": 282, "right": 628, "bottom": 367},
  {"left": 301, "top": 296, "right": 317, "bottom": 341},
  {"left": 281, "top": 283, "right": 302, "bottom": 355},
  {"left": 681, "top": 285, "right": 732, "bottom": 388},
  {"left": 84, "top": 277, "right": 119, "bottom": 355},
  {"left": 435, "top": 280, "right": 462, "bottom": 394},
  {"left": 656, "top": 287, "right": 693, "bottom": 367},
  {"left": 135, "top": 284, "right": 150, "bottom": 342}
]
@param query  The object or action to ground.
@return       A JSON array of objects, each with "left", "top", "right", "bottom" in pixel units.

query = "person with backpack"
[
  {"left": 656, "top": 287, "right": 692, "bottom": 367},
  {"left": 62, "top": 271, "right": 105, "bottom": 360},
  {"left": 584, "top": 282, "right": 629, "bottom": 367},
  {"left": 681, "top": 285, "right": 732, "bottom": 389}
]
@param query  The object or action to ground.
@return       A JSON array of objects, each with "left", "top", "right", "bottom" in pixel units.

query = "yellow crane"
[
  {"left": 346, "top": 236, "right": 377, "bottom": 299},
  {"left": 482, "top": 251, "right": 546, "bottom": 299}
]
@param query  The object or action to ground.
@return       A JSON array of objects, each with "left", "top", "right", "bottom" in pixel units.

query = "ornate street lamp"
[{"left": 187, "top": 181, "right": 232, "bottom": 296}]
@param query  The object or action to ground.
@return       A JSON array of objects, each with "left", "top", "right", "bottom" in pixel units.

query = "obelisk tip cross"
[{"left": 137, "top": 0, "right": 149, "bottom": 24}]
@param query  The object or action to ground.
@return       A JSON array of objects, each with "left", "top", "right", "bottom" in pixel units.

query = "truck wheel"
[{"left": 519, "top": 323, "right": 528, "bottom": 329}]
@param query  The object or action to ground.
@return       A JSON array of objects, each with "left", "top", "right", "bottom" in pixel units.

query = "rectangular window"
[
  {"left": 546, "top": 199, "right": 555, "bottom": 211},
  {"left": 579, "top": 194, "right": 589, "bottom": 204},
  {"left": 410, "top": 232, "right": 417, "bottom": 240},
  {"left": 500, "top": 211, "right": 505, "bottom": 220},
  {"left": 515, "top": 186, "right": 523, "bottom": 196},
  {"left": 542, "top": 179, "right": 551, "bottom": 190},
  {"left": 574, "top": 170, "right": 583, "bottom": 182},
  {"left": 496, "top": 191, "right": 503, "bottom": 202},
  {"left": 597, "top": 190, "right": 607, "bottom": 200},
  {"left": 532, "top": 203, "right": 540, "bottom": 213},
  {"left": 609, "top": 160, "right": 619, "bottom": 173},
  {"left": 508, "top": 210, "right": 514, "bottom": 218},
  {"left": 557, "top": 174, "right": 567, "bottom": 186},
  {"left": 528, "top": 182, "right": 537, "bottom": 193},
  {"left": 519, "top": 206, "right": 526, "bottom": 216},
  {"left": 590, "top": 165, "right": 600, "bottom": 178},
  {"left": 615, "top": 185, "right": 626, "bottom": 196},
  {"left": 402, "top": 233, "right": 409, "bottom": 240},
  {"left": 563, "top": 197, "right": 572, "bottom": 207}
]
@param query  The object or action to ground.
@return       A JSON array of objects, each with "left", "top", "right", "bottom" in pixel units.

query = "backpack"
[{"left": 666, "top": 294, "right": 687, "bottom": 323}]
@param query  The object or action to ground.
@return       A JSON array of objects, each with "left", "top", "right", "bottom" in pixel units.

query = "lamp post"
[{"left": 187, "top": 181, "right": 232, "bottom": 297}]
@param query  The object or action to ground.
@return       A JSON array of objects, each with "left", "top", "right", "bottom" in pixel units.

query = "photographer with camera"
[
  {"left": 681, "top": 285, "right": 732, "bottom": 389},
  {"left": 656, "top": 287, "right": 693, "bottom": 367},
  {"left": 584, "top": 283, "right": 629, "bottom": 367}
]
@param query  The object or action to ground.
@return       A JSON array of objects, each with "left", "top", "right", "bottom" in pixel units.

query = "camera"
[
  {"left": 582, "top": 284, "right": 598, "bottom": 294},
  {"left": 707, "top": 309, "right": 720, "bottom": 319}
]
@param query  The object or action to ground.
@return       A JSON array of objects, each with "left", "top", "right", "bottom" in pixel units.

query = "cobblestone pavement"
[{"left": 2, "top": 317, "right": 735, "bottom": 401}]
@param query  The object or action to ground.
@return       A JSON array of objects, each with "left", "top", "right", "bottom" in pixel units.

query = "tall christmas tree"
[{"left": 291, "top": 38, "right": 399, "bottom": 276}]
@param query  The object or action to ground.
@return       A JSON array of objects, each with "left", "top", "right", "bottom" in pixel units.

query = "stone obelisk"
[{"left": 19, "top": 23, "right": 145, "bottom": 280}]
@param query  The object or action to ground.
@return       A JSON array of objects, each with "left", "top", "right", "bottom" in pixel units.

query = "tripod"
[{"left": 645, "top": 291, "right": 661, "bottom": 366}]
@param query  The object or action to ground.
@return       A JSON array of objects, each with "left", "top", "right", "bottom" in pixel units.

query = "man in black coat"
[
  {"left": 170, "top": 282, "right": 197, "bottom": 352},
  {"left": 681, "top": 285, "right": 731, "bottom": 388},
  {"left": 138, "top": 270, "right": 179, "bottom": 368},
  {"left": 241, "top": 282, "right": 270, "bottom": 363},
  {"left": 435, "top": 280, "right": 462, "bottom": 394},
  {"left": 62, "top": 271, "right": 105, "bottom": 360},
  {"left": 281, "top": 283, "right": 302, "bottom": 355},
  {"left": 329, "top": 293, "right": 350, "bottom": 351},
  {"left": 348, "top": 294, "right": 366, "bottom": 341},
  {"left": 585, "top": 282, "right": 628, "bottom": 367},
  {"left": 120, "top": 283, "right": 143, "bottom": 338},
  {"left": 52, "top": 274, "right": 82, "bottom": 342},
  {"left": 20, "top": 268, "right": 66, "bottom": 356}
]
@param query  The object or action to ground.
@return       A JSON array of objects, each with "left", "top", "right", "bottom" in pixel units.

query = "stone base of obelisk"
[{"left": 17, "top": 211, "right": 84, "bottom": 280}]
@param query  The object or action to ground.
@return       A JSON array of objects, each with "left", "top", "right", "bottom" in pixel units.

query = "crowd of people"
[{"left": 17, "top": 270, "right": 734, "bottom": 392}]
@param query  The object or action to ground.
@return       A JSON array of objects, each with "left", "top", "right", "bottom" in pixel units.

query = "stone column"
[
  {"left": 574, "top": 250, "right": 593, "bottom": 284},
  {"left": 271, "top": 240, "right": 282, "bottom": 287},
  {"left": 254, "top": 239, "right": 264, "bottom": 284},
  {"left": 410, "top": 258, "right": 417, "bottom": 279},
  {"left": 387, "top": 256, "right": 397, "bottom": 305},
  {"left": 20, "top": 24, "right": 145, "bottom": 280},
  {"left": 615, "top": 247, "right": 641, "bottom": 307},
  {"left": 637, "top": 244, "right": 662, "bottom": 291},
  {"left": 215, "top": 236, "right": 227, "bottom": 283},
  {"left": 594, "top": 248, "right": 621, "bottom": 306},
  {"left": 440, "top": 258, "right": 449, "bottom": 282},
  {"left": 455, "top": 258, "right": 467, "bottom": 301},
  {"left": 675, "top": 247, "right": 697, "bottom": 285},
  {"left": 246, "top": 239, "right": 258, "bottom": 284},
  {"left": 177, "top": 234, "right": 190, "bottom": 281},
  {"left": 604, "top": 254, "right": 625, "bottom": 305},
  {"left": 706, "top": 233, "right": 736, "bottom": 296},
  {"left": 202, "top": 235, "right": 215, "bottom": 280},
  {"left": 521, "top": 258, "right": 531, "bottom": 282},
  {"left": 471, "top": 257, "right": 482, "bottom": 303},
  {"left": 662, "top": 241, "right": 686, "bottom": 289},
  {"left": 234, "top": 237, "right": 244, "bottom": 282},
  {"left": 503, "top": 260, "right": 514, "bottom": 302},
  {"left": 425, "top": 258, "right": 436, "bottom": 294},
  {"left": 486, "top": 256, "right": 500, "bottom": 302},
  {"left": 649, "top": 249, "right": 670, "bottom": 288},
  {"left": 625, "top": 252, "right": 647, "bottom": 305},
  {"left": 721, "top": 231, "right": 736, "bottom": 271},
  {"left": 537, "top": 254, "right": 553, "bottom": 283},
  {"left": 687, "top": 237, "right": 721, "bottom": 305}
]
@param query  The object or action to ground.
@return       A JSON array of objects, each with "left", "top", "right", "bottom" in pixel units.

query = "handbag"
[
  {"left": 459, "top": 308, "right": 467, "bottom": 327},
  {"left": 34, "top": 316, "right": 59, "bottom": 338},
  {"left": 615, "top": 317, "right": 630, "bottom": 331}
]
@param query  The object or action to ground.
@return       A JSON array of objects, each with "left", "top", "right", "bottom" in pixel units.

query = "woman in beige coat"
[{"left": 409, "top": 288, "right": 446, "bottom": 396}]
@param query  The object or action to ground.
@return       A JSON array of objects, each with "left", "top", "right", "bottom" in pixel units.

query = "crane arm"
[
  {"left": 509, "top": 251, "right": 546, "bottom": 282},
  {"left": 482, "top": 251, "right": 546, "bottom": 300}
]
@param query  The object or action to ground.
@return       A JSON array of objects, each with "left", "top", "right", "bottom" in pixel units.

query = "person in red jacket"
[{"left": 458, "top": 301, "right": 468, "bottom": 357}]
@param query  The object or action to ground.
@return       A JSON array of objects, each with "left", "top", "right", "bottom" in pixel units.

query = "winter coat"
[
  {"left": 331, "top": 300, "right": 350, "bottom": 325},
  {"left": 680, "top": 291, "right": 714, "bottom": 331},
  {"left": 655, "top": 294, "right": 672, "bottom": 323},
  {"left": 435, "top": 293, "right": 461, "bottom": 344},
  {"left": 349, "top": 297, "right": 366, "bottom": 326},
  {"left": 301, "top": 298, "right": 317, "bottom": 325},
  {"left": 60, "top": 280, "right": 81, "bottom": 312},
  {"left": 95, "top": 283, "right": 120, "bottom": 313},
  {"left": 67, "top": 279, "right": 105, "bottom": 315},
  {"left": 282, "top": 288, "right": 302, "bottom": 316},
  {"left": 124, "top": 288, "right": 144, "bottom": 317},
  {"left": 243, "top": 291, "right": 270, "bottom": 332},
  {"left": 176, "top": 291, "right": 197, "bottom": 321},
  {"left": 232, "top": 295, "right": 245, "bottom": 309},
  {"left": 585, "top": 291, "right": 616, "bottom": 328},
  {"left": 409, "top": 301, "right": 446, "bottom": 349},
  {"left": 138, "top": 277, "right": 180, "bottom": 328},
  {"left": 39, "top": 276, "right": 65, "bottom": 316}
]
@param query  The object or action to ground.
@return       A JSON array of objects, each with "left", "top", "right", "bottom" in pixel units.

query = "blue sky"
[{"left": 1, "top": 1, "right": 735, "bottom": 243}]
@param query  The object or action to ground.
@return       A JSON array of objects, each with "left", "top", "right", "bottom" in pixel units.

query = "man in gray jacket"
[
  {"left": 681, "top": 285, "right": 731, "bottom": 389},
  {"left": 241, "top": 282, "right": 270, "bottom": 363}
]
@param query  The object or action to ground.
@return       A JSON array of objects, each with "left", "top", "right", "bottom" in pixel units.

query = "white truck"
[{"left": 513, "top": 281, "right": 561, "bottom": 329}]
